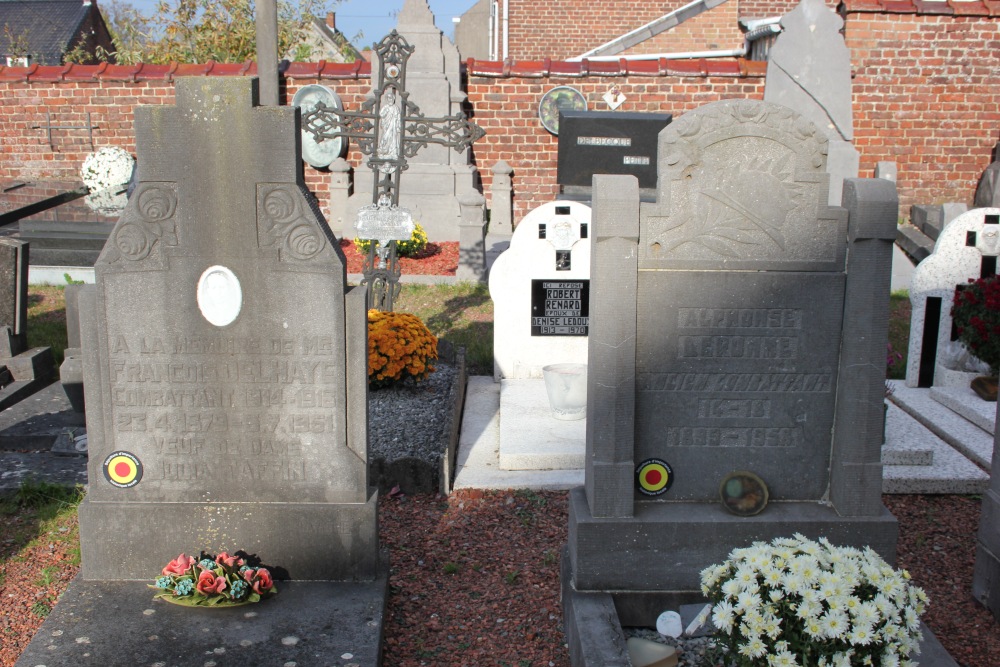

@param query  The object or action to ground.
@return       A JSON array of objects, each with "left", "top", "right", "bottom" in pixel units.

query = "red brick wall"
[
  {"left": 845, "top": 8, "right": 1000, "bottom": 210},
  {"left": 0, "top": 75, "right": 372, "bottom": 221},
  {"left": 466, "top": 72, "right": 766, "bottom": 221}
]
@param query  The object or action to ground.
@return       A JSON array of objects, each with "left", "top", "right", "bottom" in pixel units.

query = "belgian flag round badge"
[
  {"left": 103, "top": 451, "right": 143, "bottom": 488},
  {"left": 636, "top": 458, "right": 673, "bottom": 496}
]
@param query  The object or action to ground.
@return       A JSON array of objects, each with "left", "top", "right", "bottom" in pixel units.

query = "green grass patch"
[
  {"left": 27, "top": 285, "right": 69, "bottom": 366},
  {"left": 394, "top": 282, "right": 494, "bottom": 376},
  {"left": 887, "top": 290, "right": 911, "bottom": 380}
]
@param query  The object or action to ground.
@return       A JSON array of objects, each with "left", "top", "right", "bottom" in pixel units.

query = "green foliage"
[
  {"left": 31, "top": 601, "right": 51, "bottom": 618},
  {"left": 82, "top": 0, "right": 342, "bottom": 65},
  {"left": 64, "top": 273, "right": 85, "bottom": 286},
  {"left": 35, "top": 566, "right": 60, "bottom": 587},
  {"left": 952, "top": 274, "right": 1000, "bottom": 376},
  {"left": 442, "top": 561, "right": 459, "bottom": 574},
  {"left": 1, "top": 24, "right": 34, "bottom": 64},
  {"left": 503, "top": 570, "right": 520, "bottom": 585},
  {"left": 14, "top": 479, "right": 83, "bottom": 510},
  {"left": 354, "top": 223, "right": 429, "bottom": 258},
  {"left": 887, "top": 290, "right": 910, "bottom": 380}
]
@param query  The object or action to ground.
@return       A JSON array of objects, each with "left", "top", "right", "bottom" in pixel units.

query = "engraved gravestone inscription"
[{"left": 530, "top": 279, "right": 589, "bottom": 336}]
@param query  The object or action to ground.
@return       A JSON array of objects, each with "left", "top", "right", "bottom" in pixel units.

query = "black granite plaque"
[
  {"left": 531, "top": 279, "right": 589, "bottom": 336},
  {"left": 558, "top": 111, "right": 672, "bottom": 189}
]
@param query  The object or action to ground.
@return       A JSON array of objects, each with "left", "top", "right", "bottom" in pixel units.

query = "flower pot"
[
  {"left": 542, "top": 363, "right": 587, "bottom": 420},
  {"left": 971, "top": 375, "right": 999, "bottom": 402}
]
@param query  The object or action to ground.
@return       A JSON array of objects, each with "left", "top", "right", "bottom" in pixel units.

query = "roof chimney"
[{"left": 326, "top": 12, "right": 335, "bottom": 31}]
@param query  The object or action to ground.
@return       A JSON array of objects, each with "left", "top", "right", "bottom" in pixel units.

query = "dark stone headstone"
[
  {"left": 77, "top": 77, "right": 377, "bottom": 582},
  {"left": 974, "top": 141, "right": 1000, "bottom": 208},
  {"left": 0, "top": 239, "right": 28, "bottom": 357},
  {"left": 558, "top": 111, "right": 672, "bottom": 190},
  {"left": 973, "top": 400, "right": 1000, "bottom": 619}
]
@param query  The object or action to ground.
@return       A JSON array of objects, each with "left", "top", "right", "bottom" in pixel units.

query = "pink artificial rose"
[
  {"left": 196, "top": 569, "right": 228, "bottom": 596},
  {"left": 244, "top": 567, "right": 274, "bottom": 594},
  {"left": 215, "top": 552, "right": 244, "bottom": 568},
  {"left": 162, "top": 553, "right": 196, "bottom": 576}
]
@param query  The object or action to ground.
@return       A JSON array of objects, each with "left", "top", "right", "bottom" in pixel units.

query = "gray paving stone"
[
  {"left": 891, "top": 386, "right": 995, "bottom": 470},
  {"left": 930, "top": 385, "right": 996, "bottom": 434}
]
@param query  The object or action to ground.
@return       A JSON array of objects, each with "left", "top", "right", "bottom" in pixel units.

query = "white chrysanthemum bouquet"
[
  {"left": 80, "top": 146, "right": 134, "bottom": 192},
  {"left": 700, "top": 534, "right": 928, "bottom": 667},
  {"left": 80, "top": 146, "right": 134, "bottom": 213}
]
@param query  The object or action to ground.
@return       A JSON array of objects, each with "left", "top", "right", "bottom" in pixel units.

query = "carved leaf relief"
[
  {"left": 109, "top": 183, "right": 179, "bottom": 263},
  {"left": 257, "top": 184, "right": 328, "bottom": 261}
]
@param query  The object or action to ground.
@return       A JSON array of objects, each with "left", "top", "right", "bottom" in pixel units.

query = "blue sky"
[{"left": 334, "top": 0, "right": 479, "bottom": 47}]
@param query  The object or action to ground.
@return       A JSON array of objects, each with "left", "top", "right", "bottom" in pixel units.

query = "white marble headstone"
[
  {"left": 906, "top": 207, "right": 1000, "bottom": 387},
  {"left": 489, "top": 201, "right": 591, "bottom": 380}
]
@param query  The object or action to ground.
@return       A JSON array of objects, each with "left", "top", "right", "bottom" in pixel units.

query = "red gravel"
[
  {"left": 3, "top": 492, "right": 997, "bottom": 667},
  {"left": 340, "top": 239, "right": 459, "bottom": 276},
  {"left": 883, "top": 494, "right": 1000, "bottom": 666}
]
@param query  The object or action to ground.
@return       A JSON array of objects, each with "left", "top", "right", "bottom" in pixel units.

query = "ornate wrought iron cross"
[{"left": 302, "top": 31, "right": 485, "bottom": 311}]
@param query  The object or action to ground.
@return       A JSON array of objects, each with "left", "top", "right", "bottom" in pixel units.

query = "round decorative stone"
[
  {"left": 719, "top": 471, "right": 769, "bottom": 516},
  {"left": 538, "top": 86, "right": 587, "bottom": 135},
  {"left": 655, "top": 610, "right": 683, "bottom": 638}
]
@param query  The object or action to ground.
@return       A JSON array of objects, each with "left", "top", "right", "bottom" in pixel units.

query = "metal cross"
[{"left": 302, "top": 31, "right": 486, "bottom": 311}]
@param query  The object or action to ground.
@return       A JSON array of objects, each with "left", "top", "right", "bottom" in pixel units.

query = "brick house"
[
  {"left": 0, "top": 0, "right": 115, "bottom": 66},
  {"left": 454, "top": 0, "right": 829, "bottom": 61}
]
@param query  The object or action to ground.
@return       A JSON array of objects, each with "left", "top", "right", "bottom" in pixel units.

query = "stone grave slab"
[
  {"left": 15, "top": 575, "right": 387, "bottom": 667},
  {"left": 452, "top": 376, "right": 584, "bottom": 490},
  {"left": 498, "top": 378, "right": 586, "bottom": 471},
  {"left": 881, "top": 402, "right": 933, "bottom": 466},
  {"left": 905, "top": 208, "right": 1000, "bottom": 388},
  {"left": 13, "top": 197, "right": 120, "bottom": 267},
  {"left": 930, "top": 385, "right": 997, "bottom": 434},
  {"left": 891, "top": 385, "right": 995, "bottom": 471}
]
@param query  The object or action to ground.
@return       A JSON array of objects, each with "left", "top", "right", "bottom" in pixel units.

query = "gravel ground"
[{"left": 369, "top": 361, "right": 457, "bottom": 466}]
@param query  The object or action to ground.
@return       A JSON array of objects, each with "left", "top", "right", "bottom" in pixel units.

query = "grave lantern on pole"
[{"left": 303, "top": 31, "right": 485, "bottom": 311}]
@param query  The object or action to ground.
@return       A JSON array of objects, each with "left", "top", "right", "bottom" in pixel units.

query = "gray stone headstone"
[
  {"left": 0, "top": 239, "right": 28, "bottom": 357},
  {"left": 875, "top": 161, "right": 897, "bottom": 182},
  {"left": 764, "top": 0, "right": 859, "bottom": 205},
  {"left": 973, "top": 399, "right": 1000, "bottom": 619},
  {"left": 974, "top": 142, "right": 1000, "bottom": 208},
  {"left": 567, "top": 99, "right": 898, "bottom": 604},
  {"left": 77, "top": 77, "right": 376, "bottom": 582}
]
